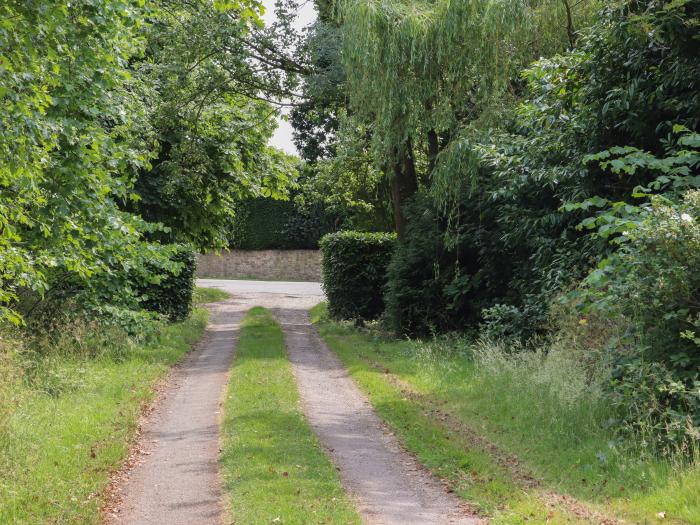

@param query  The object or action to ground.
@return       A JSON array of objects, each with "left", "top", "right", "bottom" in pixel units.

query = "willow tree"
[{"left": 339, "top": 0, "right": 599, "bottom": 237}]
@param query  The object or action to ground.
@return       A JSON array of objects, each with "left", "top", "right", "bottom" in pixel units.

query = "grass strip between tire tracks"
[{"left": 221, "top": 307, "right": 361, "bottom": 525}]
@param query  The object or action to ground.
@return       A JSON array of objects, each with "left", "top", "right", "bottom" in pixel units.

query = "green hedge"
[
  {"left": 140, "top": 245, "right": 197, "bottom": 322},
  {"left": 230, "top": 197, "right": 330, "bottom": 250},
  {"left": 319, "top": 231, "right": 396, "bottom": 322}
]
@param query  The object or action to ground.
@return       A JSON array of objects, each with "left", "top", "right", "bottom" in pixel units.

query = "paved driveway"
[{"left": 196, "top": 278, "right": 324, "bottom": 310}]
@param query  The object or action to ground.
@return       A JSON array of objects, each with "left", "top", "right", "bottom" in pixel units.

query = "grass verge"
[
  {"left": 221, "top": 307, "right": 360, "bottom": 525},
  {"left": 193, "top": 286, "right": 231, "bottom": 304},
  {"left": 310, "top": 303, "right": 700, "bottom": 525},
  {"left": 0, "top": 309, "right": 208, "bottom": 524}
]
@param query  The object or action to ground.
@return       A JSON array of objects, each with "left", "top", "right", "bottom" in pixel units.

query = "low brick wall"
[{"left": 196, "top": 250, "right": 322, "bottom": 281}]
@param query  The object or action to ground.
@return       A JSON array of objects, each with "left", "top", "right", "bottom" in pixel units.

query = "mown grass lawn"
[
  {"left": 221, "top": 307, "right": 360, "bottom": 525},
  {"left": 0, "top": 309, "right": 208, "bottom": 525},
  {"left": 311, "top": 303, "right": 700, "bottom": 525}
]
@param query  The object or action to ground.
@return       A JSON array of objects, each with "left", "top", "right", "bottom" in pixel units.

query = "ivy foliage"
[{"left": 565, "top": 130, "right": 700, "bottom": 448}]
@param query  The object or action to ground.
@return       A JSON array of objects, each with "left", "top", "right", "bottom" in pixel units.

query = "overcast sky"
[{"left": 261, "top": 0, "right": 317, "bottom": 156}]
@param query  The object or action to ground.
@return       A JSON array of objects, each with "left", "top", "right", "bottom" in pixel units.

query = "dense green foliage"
[
  {"left": 0, "top": 1, "right": 172, "bottom": 325},
  {"left": 138, "top": 246, "right": 197, "bottom": 322},
  {"left": 0, "top": 0, "right": 296, "bottom": 328},
  {"left": 338, "top": 0, "right": 601, "bottom": 237},
  {"left": 296, "top": 125, "right": 395, "bottom": 233},
  {"left": 229, "top": 197, "right": 330, "bottom": 250},
  {"left": 383, "top": 194, "right": 482, "bottom": 336},
  {"left": 423, "top": 2, "right": 700, "bottom": 448},
  {"left": 319, "top": 231, "right": 396, "bottom": 322},
  {"left": 569, "top": 133, "right": 700, "bottom": 449},
  {"left": 126, "top": 0, "right": 303, "bottom": 250},
  {"left": 419, "top": 0, "right": 700, "bottom": 339},
  {"left": 298, "top": 0, "right": 700, "bottom": 451}
]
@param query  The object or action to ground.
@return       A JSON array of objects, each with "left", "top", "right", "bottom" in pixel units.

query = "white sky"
[{"left": 261, "top": 0, "right": 317, "bottom": 156}]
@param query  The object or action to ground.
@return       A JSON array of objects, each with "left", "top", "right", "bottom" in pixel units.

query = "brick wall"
[{"left": 196, "top": 250, "right": 322, "bottom": 281}]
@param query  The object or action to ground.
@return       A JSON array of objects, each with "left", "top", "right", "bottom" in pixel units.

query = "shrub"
[
  {"left": 319, "top": 231, "right": 396, "bottom": 322},
  {"left": 384, "top": 199, "right": 450, "bottom": 336},
  {"left": 575, "top": 191, "right": 700, "bottom": 450},
  {"left": 609, "top": 360, "right": 700, "bottom": 456},
  {"left": 383, "top": 194, "right": 483, "bottom": 337},
  {"left": 479, "top": 304, "right": 531, "bottom": 342},
  {"left": 139, "top": 245, "right": 197, "bottom": 322}
]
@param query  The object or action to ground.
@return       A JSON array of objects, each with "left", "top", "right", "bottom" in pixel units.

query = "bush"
[
  {"left": 319, "top": 231, "right": 395, "bottom": 322},
  {"left": 609, "top": 360, "right": 700, "bottom": 456},
  {"left": 139, "top": 245, "right": 197, "bottom": 322},
  {"left": 479, "top": 304, "right": 531, "bottom": 342},
  {"left": 575, "top": 190, "right": 700, "bottom": 450},
  {"left": 383, "top": 194, "right": 483, "bottom": 337}
]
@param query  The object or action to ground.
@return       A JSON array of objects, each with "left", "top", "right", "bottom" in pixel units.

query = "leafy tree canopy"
[{"left": 0, "top": 0, "right": 299, "bottom": 323}]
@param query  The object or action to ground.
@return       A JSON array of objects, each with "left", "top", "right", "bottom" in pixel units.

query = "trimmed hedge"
[
  {"left": 230, "top": 198, "right": 296, "bottom": 250},
  {"left": 140, "top": 245, "right": 197, "bottom": 322},
  {"left": 319, "top": 231, "right": 396, "bottom": 322},
  {"left": 230, "top": 197, "right": 330, "bottom": 250}
]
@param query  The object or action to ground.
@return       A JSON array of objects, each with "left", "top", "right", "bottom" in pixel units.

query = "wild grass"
[
  {"left": 221, "top": 307, "right": 360, "bottom": 525},
  {"left": 0, "top": 309, "right": 208, "bottom": 525},
  {"left": 311, "top": 302, "right": 700, "bottom": 524},
  {"left": 193, "top": 285, "right": 231, "bottom": 304}
]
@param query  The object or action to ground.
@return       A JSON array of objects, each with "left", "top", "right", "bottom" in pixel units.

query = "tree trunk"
[
  {"left": 390, "top": 140, "right": 418, "bottom": 240},
  {"left": 562, "top": 0, "right": 577, "bottom": 48},
  {"left": 427, "top": 128, "right": 439, "bottom": 175}
]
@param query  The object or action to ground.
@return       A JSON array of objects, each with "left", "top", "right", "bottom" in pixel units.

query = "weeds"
[
  {"left": 0, "top": 309, "right": 207, "bottom": 524},
  {"left": 312, "top": 302, "right": 700, "bottom": 523}
]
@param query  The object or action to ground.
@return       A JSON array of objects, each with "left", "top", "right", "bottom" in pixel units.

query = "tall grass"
[
  {"left": 471, "top": 338, "right": 611, "bottom": 445},
  {"left": 463, "top": 337, "right": 700, "bottom": 522},
  {"left": 0, "top": 334, "right": 22, "bottom": 444},
  {"left": 312, "top": 302, "right": 700, "bottom": 523},
  {"left": 0, "top": 310, "right": 207, "bottom": 524},
  {"left": 404, "top": 332, "right": 674, "bottom": 493}
]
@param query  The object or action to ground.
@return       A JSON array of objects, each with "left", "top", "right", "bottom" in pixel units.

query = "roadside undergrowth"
[
  {"left": 0, "top": 308, "right": 209, "bottom": 524},
  {"left": 221, "top": 307, "right": 360, "bottom": 524},
  {"left": 311, "top": 303, "right": 700, "bottom": 525}
]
